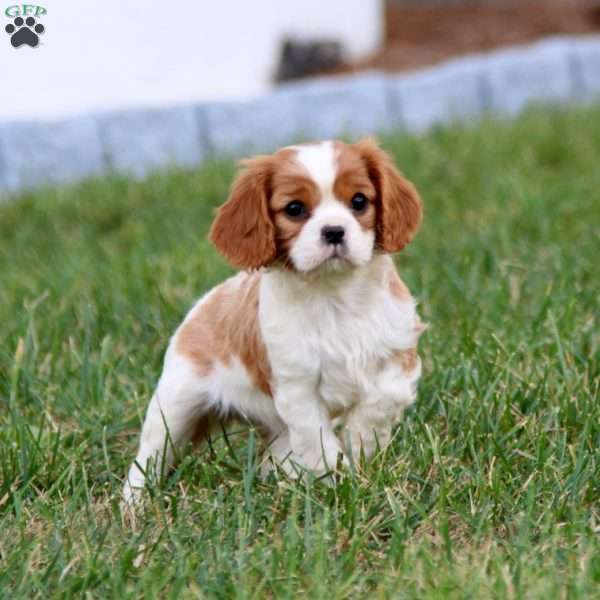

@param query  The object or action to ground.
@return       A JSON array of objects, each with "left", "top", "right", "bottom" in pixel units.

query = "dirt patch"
[{"left": 332, "top": 1, "right": 600, "bottom": 76}]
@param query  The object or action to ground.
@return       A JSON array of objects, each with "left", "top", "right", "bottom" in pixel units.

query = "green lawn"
[{"left": 1, "top": 105, "right": 599, "bottom": 599}]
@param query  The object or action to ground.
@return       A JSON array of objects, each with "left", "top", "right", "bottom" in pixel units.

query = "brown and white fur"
[{"left": 124, "top": 138, "right": 425, "bottom": 502}]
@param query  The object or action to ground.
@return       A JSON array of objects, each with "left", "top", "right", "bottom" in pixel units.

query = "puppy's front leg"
[
  {"left": 273, "top": 380, "right": 345, "bottom": 475},
  {"left": 342, "top": 350, "right": 421, "bottom": 461}
]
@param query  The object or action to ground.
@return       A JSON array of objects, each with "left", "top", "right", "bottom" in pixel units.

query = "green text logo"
[{"left": 5, "top": 4, "right": 46, "bottom": 17}]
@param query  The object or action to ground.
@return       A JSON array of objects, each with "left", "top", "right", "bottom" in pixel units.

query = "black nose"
[{"left": 321, "top": 225, "right": 345, "bottom": 245}]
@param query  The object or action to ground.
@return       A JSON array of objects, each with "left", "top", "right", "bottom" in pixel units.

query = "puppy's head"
[{"left": 209, "top": 139, "right": 422, "bottom": 272}]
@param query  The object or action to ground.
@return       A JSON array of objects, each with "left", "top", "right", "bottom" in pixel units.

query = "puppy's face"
[
  {"left": 270, "top": 142, "right": 377, "bottom": 272},
  {"left": 210, "top": 139, "right": 422, "bottom": 273}
]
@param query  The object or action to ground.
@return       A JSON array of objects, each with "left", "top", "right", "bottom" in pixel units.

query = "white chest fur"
[{"left": 259, "top": 255, "right": 420, "bottom": 414}]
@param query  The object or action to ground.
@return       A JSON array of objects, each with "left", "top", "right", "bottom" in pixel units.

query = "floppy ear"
[
  {"left": 209, "top": 156, "right": 277, "bottom": 270},
  {"left": 355, "top": 138, "right": 422, "bottom": 254}
]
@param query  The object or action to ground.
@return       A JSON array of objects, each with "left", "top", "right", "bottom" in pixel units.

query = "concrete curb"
[
  {"left": 0, "top": 117, "right": 104, "bottom": 193},
  {"left": 1, "top": 35, "right": 599, "bottom": 195},
  {"left": 97, "top": 106, "right": 206, "bottom": 178}
]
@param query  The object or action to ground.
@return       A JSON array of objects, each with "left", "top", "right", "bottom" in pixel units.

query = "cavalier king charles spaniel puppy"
[{"left": 124, "top": 138, "right": 425, "bottom": 502}]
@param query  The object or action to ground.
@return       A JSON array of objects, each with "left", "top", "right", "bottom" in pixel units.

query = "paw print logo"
[{"left": 5, "top": 16, "right": 45, "bottom": 48}]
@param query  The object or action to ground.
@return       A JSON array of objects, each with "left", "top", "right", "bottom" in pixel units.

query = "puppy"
[{"left": 124, "top": 138, "right": 425, "bottom": 502}]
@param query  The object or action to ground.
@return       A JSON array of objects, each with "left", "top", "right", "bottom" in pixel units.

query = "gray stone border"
[{"left": 1, "top": 35, "right": 599, "bottom": 196}]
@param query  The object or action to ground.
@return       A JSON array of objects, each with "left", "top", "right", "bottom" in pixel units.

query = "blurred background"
[
  {"left": 2, "top": 0, "right": 600, "bottom": 122},
  {"left": 1, "top": 0, "right": 382, "bottom": 121}
]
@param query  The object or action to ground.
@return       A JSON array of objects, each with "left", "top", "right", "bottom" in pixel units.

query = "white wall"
[{"left": 0, "top": 0, "right": 383, "bottom": 122}]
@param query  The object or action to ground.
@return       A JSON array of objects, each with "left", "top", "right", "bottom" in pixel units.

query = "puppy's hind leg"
[{"left": 123, "top": 351, "right": 213, "bottom": 504}]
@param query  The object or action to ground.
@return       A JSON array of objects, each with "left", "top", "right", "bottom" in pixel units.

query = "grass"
[{"left": 0, "top": 104, "right": 599, "bottom": 599}]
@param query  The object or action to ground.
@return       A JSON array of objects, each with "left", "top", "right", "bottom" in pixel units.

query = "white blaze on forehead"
[{"left": 292, "top": 141, "right": 337, "bottom": 195}]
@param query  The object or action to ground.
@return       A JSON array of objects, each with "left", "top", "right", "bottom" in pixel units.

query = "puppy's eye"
[
  {"left": 284, "top": 200, "right": 307, "bottom": 219},
  {"left": 351, "top": 193, "right": 368, "bottom": 213}
]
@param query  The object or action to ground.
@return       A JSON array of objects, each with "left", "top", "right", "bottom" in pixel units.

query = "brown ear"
[
  {"left": 355, "top": 138, "right": 422, "bottom": 254},
  {"left": 209, "top": 156, "right": 277, "bottom": 270}
]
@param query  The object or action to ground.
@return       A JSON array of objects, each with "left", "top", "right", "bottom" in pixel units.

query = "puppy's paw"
[
  {"left": 122, "top": 480, "right": 144, "bottom": 505},
  {"left": 262, "top": 447, "right": 348, "bottom": 482},
  {"left": 301, "top": 447, "right": 349, "bottom": 478},
  {"left": 119, "top": 483, "right": 145, "bottom": 529}
]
